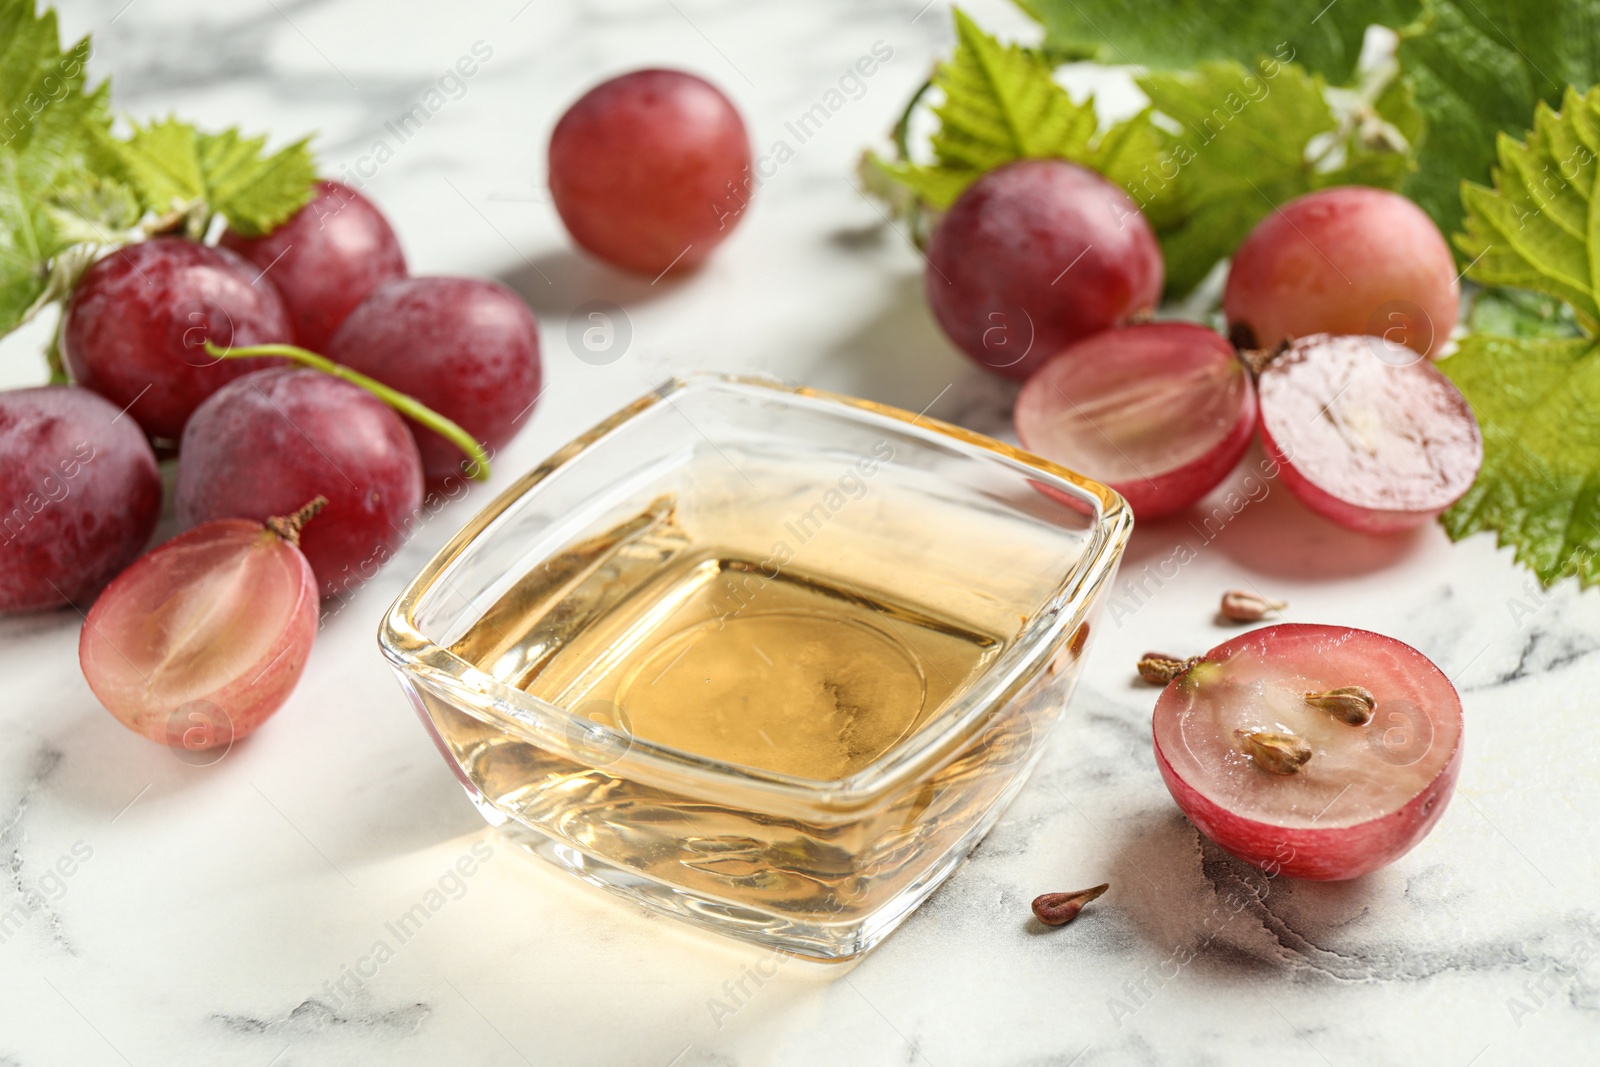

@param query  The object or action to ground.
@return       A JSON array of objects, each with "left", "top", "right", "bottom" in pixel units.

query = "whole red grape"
[
  {"left": 926, "top": 159, "right": 1164, "bottom": 380},
  {"left": 549, "top": 69, "right": 752, "bottom": 275},
  {"left": 221, "top": 179, "right": 407, "bottom": 352},
  {"left": 0, "top": 386, "right": 161, "bottom": 612},
  {"left": 327, "top": 277, "right": 542, "bottom": 485},
  {"left": 1224, "top": 186, "right": 1459, "bottom": 357},
  {"left": 62, "top": 238, "right": 293, "bottom": 440},
  {"left": 176, "top": 367, "right": 424, "bottom": 600}
]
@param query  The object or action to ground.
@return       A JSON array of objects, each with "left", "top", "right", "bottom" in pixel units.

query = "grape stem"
[
  {"left": 266, "top": 496, "right": 328, "bottom": 546},
  {"left": 204, "top": 340, "right": 490, "bottom": 481}
]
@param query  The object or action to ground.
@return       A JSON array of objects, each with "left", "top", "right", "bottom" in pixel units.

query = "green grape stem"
[{"left": 204, "top": 340, "right": 490, "bottom": 481}]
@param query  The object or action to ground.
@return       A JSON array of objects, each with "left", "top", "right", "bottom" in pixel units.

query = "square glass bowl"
[{"left": 379, "top": 375, "right": 1131, "bottom": 960}]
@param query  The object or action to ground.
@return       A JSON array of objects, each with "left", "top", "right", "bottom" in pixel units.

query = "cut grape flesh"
[
  {"left": 80, "top": 515, "right": 319, "bottom": 748},
  {"left": 1256, "top": 334, "right": 1482, "bottom": 533},
  {"left": 1014, "top": 323, "right": 1256, "bottom": 519},
  {"left": 1153, "top": 624, "right": 1462, "bottom": 880}
]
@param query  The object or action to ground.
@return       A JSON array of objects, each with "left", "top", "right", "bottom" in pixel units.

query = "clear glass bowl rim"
[{"left": 378, "top": 373, "right": 1132, "bottom": 813}]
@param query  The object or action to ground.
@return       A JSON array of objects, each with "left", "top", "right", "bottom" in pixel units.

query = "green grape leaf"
[
  {"left": 113, "top": 117, "right": 316, "bottom": 236},
  {"left": 1397, "top": 0, "right": 1600, "bottom": 243},
  {"left": 1467, "top": 287, "right": 1582, "bottom": 341},
  {"left": 1441, "top": 333, "right": 1600, "bottom": 587},
  {"left": 866, "top": 9, "right": 1176, "bottom": 225},
  {"left": 1456, "top": 86, "right": 1600, "bottom": 327},
  {"left": 1014, "top": 0, "right": 1422, "bottom": 84},
  {"left": 0, "top": 0, "right": 119, "bottom": 332},
  {"left": 871, "top": 9, "right": 1114, "bottom": 206},
  {"left": 1135, "top": 59, "right": 1415, "bottom": 295}
]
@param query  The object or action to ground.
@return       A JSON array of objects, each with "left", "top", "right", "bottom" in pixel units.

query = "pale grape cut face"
[
  {"left": 1224, "top": 186, "right": 1460, "bottom": 358},
  {"left": 0, "top": 386, "right": 162, "bottom": 612},
  {"left": 80, "top": 518, "right": 318, "bottom": 748},
  {"left": 1153, "top": 624, "right": 1463, "bottom": 881},
  {"left": 62, "top": 238, "right": 293, "bottom": 440},
  {"left": 925, "top": 159, "right": 1164, "bottom": 380},
  {"left": 221, "top": 179, "right": 407, "bottom": 352},
  {"left": 1014, "top": 323, "right": 1255, "bottom": 519},
  {"left": 1257, "top": 334, "right": 1482, "bottom": 533},
  {"left": 549, "top": 69, "right": 752, "bottom": 275}
]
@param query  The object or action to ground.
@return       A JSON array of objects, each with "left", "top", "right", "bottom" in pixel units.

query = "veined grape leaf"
[
  {"left": 1014, "top": 0, "right": 1422, "bottom": 85},
  {"left": 0, "top": 0, "right": 92, "bottom": 152},
  {"left": 1457, "top": 86, "right": 1600, "bottom": 327},
  {"left": 1135, "top": 59, "right": 1417, "bottom": 295},
  {"left": 0, "top": 0, "right": 117, "bottom": 332},
  {"left": 1448, "top": 84, "right": 1600, "bottom": 586},
  {"left": 1397, "top": 0, "right": 1600, "bottom": 243},
  {"left": 1441, "top": 333, "right": 1600, "bottom": 587},
  {"left": 1467, "top": 286, "right": 1582, "bottom": 341},
  {"left": 112, "top": 117, "right": 316, "bottom": 237},
  {"left": 870, "top": 9, "right": 1168, "bottom": 215}
]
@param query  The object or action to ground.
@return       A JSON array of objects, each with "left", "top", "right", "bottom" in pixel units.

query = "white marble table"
[{"left": 3, "top": 1, "right": 1597, "bottom": 1063}]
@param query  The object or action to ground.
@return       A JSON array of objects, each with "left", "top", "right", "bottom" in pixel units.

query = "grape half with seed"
[{"left": 1153, "top": 624, "right": 1462, "bottom": 880}]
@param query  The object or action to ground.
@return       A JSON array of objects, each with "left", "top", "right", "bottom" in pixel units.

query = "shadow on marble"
[
  {"left": 1102, "top": 808, "right": 1390, "bottom": 982},
  {"left": 815, "top": 270, "right": 1018, "bottom": 439},
  {"left": 1116, "top": 442, "right": 1427, "bottom": 583},
  {"left": 496, "top": 247, "right": 691, "bottom": 319}
]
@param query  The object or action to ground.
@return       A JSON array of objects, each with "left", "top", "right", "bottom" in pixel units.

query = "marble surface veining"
[{"left": 1, "top": 1, "right": 1597, "bottom": 1064}]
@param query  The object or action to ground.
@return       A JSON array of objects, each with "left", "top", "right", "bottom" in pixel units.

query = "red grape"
[
  {"left": 1224, "top": 187, "right": 1460, "bottom": 357},
  {"left": 176, "top": 367, "right": 424, "bottom": 599},
  {"left": 1014, "top": 323, "right": 1255, "bottom": 520},
  {"left": 80, "top": 504, "right": 322, "bottom": 748},
  {"left": 1152, "top": 624, "right": 1463, "bottom": 880},
  {"left": 220, "top": 179, "right": 407, "bottom": 352},
  {"left": 1256, "top": 335, "right": 1481, "bottom": 533},
  {"left": 925, "top": 159, "right": 1163, "bottom": 380},
  {"left": 327, "top": 277, "right": 541, "bottom": 485},
  {"left": 0, "top": 386, "right": 161, "bottom": 612},
  {"left": 549, "top": 69, "right": 752, "bottom": 275},
  {"left": 62, "top": 238, "right": 294, "bottom": 440}
]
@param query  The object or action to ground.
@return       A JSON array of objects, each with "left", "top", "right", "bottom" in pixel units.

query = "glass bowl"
[{"left": 378, "top": 374, "right": 1131, "bottom": 960}]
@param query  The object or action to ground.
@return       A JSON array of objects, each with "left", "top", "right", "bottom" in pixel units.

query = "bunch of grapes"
[
  {"left": 923, "top": 164, "right": 1480, "bottom": 879},
  {"left": 3, "top": 180, "right": 544, "bottom": 746},
  {"left": 924, "top": 162, "right": 1480, "bottom": 531},
  {"left": 3, "top": 65, "right": 753, "bottom": 751}
]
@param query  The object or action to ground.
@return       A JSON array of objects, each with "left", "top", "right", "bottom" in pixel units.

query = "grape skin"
[
  {"left": 176, "top": 367, "right": 424, "bottom": 600},
  {"left": 62, "top": 238, "right": 294, "bottom": 441},
  {"left": 549, "top": 69, "right": 753, "bottom": 275},
  {"left": 925, "top": 159, "right": 1164, "bottom": 381},
  {"left": 327, "top": 277, "right": 542, "bottom": 485},
  {"left": 1224, "top": 187, "right": 1460, "bottom": 357},
  {"left": 80, "top": 517, "right": 319, "bottom": 746},
  {"left": 221, "top": 179, "right": 407, "bottom": 353},
  {"left": 0, "top": 386, "right": 162, "bottom": 612},
  {"left": 1014, "top": 323, "right": 1256, "bottom": 520}
]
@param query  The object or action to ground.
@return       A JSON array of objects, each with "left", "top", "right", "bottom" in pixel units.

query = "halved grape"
[
  {"left": 925, "top": 159, "right": 1163, "bottom": 380},
  {"left": 1153, "top": 624, "right": 1463, "bottom": 880},
  {"left": 1224, "top": 187, "right": 1460, "bottom": 357},
  {"left": 221, "top": 179, "right": 407, "bottom": 352},
  {"left": 80, "top": 504, "right": 323, "bottom": 748},
  {"left": 176, "top": 367, "right": 424, "bottom": 600},
  {"left": 1256, "top": 335, "right": 1482, "bottom": 533},
  {"left": 549, "top": 69, "right": 752, "bottom": 275},
  {"left": 0, "top": 386, "right": 162, "bottom": 612},
  {"left": 1014, "top": 323, "right": 1255, "bottom": 519},
  {"left": 62, "top": 238, "right": 293, "bottom": 440},
  {"left": 326, "top": 277, "right": 541, "bottom": 485}
]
